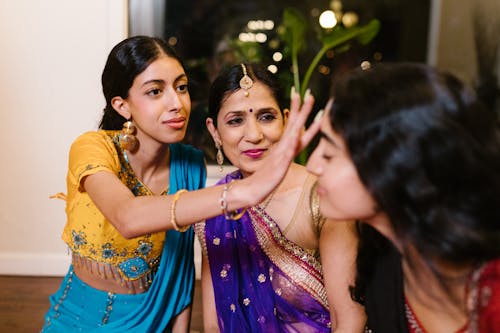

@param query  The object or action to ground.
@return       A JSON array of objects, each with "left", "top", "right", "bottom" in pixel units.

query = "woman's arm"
[
  {"left": 83, "top": 90, "right": 321, "bottom": 238},
  {"left": 171, "top": 305, "right": 191, "bottom": 333},
  {"left": 200, "top": 254, "right": 220, "bottom": 333},
  {"left": 320, "top": 220, "right": 366, "bottom": 332}
]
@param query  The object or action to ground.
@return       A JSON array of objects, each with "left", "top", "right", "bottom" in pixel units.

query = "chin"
[{"left": 319, "top": 204, "right": 349, "bottom": 222}]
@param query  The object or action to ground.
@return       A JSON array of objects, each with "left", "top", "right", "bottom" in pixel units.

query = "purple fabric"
[{"left": 204, "top": 171, "right": 331, "bottom": 333}]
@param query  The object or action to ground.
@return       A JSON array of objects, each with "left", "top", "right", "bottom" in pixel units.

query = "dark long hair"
[
  {"left": 331, "top": 62, "right": 500, "bottom": 298},
  {"left": 99, "top": 36, "right": 184, "bottom": 130},
  {"left": 207, "top": 63, "right": 284, "bottom": 127}
]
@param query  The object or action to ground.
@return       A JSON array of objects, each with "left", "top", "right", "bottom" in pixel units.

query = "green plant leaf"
[
  {"left": 300, "top": 19, "right": 380, "bottom": 96},
  {"left": 280, "top": 7, "right": 308, "bottom": 93}
]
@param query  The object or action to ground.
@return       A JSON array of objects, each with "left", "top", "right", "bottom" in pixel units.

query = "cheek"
[
  {"left": 183, "top": 95, "right": 191, "bottom": 110},
  {"left": 319, "top": 162, "right": 377, "bottom": 221},
  {"left": 220, "top": 131, "right": 241, "bottom": 157},
  {"left": 266, "top": 124, "right": 285, "bottom": 143}
]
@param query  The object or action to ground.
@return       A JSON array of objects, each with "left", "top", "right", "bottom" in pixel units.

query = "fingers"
[
  {"left": 300, "top": 109, "right": 323, "bottom": 148},
  {"left": 298, "top": 97, "right": 330, "bottom": 147},
  {"left": 286, "top": 88, "right": 315, "bottom": 136},
  {"left": 288, "top": 86, "right": 301, "bottom": 116}
]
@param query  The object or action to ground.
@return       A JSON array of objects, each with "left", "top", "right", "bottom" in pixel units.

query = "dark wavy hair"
[
  {"left": 207, "top": 63, "right": 284, "bottom": 127},
  {"left": 331, "top": 63, "right": 500, "bottom": 299},
  {"left": 99, "top": 36, "right": 184, "bottom": 130}
]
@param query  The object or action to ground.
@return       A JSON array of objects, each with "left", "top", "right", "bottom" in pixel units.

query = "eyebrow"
[
  {"left": 141, "top": 74, "right": 187, "bottom": 87},
  {"left": 229, "top": 107, "right": 278, "bottom": 114},
  {"left": 319, "top": 131, "right": 339, "bottom": 147}
]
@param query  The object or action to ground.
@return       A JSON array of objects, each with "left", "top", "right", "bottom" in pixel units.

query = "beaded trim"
[
  {"left": 72, "top": 253, "right": 158, "bottom": 293},
  {"left": 249, "top": 206, "right": 329, "bottom": 308}
]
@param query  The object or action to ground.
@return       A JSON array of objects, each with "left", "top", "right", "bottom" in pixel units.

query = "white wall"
[
  {"left": 429, "top": 0, "right": 500, "bottom": 87},
  {"left": 0, "top": 0, "right": 128, "bottom": 276}
]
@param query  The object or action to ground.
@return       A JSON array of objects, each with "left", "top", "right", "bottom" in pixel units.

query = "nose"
[
  {"left": 306, "top": 143, "right": 323, "bottom": 176},
  {"left": 165, "top": 88, "right": 183, "bottom": 112},
  {"left": 244, "top": 117, "right": 264, "bottom": 142}
]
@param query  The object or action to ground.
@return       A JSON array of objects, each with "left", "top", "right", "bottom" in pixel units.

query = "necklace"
[{"left": 259, "top": 184, "right": 280, "bottom": 210}]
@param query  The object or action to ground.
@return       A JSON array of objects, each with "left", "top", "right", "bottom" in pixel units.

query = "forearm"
[{"left": 119, "top": 179, "right": 257, "bottom": 237}]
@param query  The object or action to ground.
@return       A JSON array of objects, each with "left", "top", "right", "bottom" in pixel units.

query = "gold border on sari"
[{"left": 249, "top": 206, "right": 329, "bottom": 309}]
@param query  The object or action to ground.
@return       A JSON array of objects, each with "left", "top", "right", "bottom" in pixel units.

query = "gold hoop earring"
[
  {"left": 120, "top": 120, "right": 138, "bottom": 152},
  {"left": 216, "top": 142, "right": 224, "bottom": 173}
]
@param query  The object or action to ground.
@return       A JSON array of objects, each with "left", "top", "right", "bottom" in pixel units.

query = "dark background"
[{"left": 131, "top": 0, "right": 431, "bottom": 162}]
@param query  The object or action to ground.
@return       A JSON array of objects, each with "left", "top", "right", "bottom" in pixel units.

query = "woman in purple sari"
[{"left": 195, "top": 64, "right": 365, "bottom": 332}]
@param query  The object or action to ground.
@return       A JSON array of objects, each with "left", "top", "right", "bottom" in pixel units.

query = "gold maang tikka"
[{"left": 239, "top": 64, "right": 253, "bottom": 97}]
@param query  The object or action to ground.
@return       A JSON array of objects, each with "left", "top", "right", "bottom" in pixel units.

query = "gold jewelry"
[
  {"left": 170, "top": 189, "right": 189, "bottom": 232},
  {"left": 120, "top": 120, "right": 138, "bottom": 152},
  {"left": 219, "top": 182, "right": 247, "bottom": 220},
  {"left": 216, "top": 142, "right": 224, "bottom": 173},
  {"left": 259, "top": 188, "right": 277, "bottom": 210},
  {"left": 239, "top": 64, "right": 253, "bottom": 97}
]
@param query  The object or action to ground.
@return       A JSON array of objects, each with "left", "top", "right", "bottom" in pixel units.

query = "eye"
[
  {"left": 322, "top": 154, "right": 333, "bottom": 161},
  {"left": 258, "top": 112, "right": 277, "bottom": 122},
  {"left": 147, "top": 88, "right": 162, "bottom": 96},
  {"left": 176, "top": 83, "right": 189, "bottom": 93},
  {"left": 226, "top": 116, "right": 244, "bottom": 126}
]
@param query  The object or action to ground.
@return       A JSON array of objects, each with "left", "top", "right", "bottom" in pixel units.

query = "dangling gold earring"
[
  {"left": 216, "top": 142, "right": 224, "bottom": 173},
  {"left": 120, "top": 119, "right": 138, "bottom": 152}
]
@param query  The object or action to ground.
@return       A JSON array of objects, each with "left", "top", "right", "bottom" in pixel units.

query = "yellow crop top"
[{"left": 61, "top": 130, "right": 166, "bottom": 281}]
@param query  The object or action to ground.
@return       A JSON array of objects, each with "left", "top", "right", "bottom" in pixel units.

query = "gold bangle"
[
  {"left": 219, "top": 181, "right": 247, "bottom": 221},
  {"left": 170, "top": 189, "right": 189, "bottom": 232},
  {"left": 227, "top": 208, "right": 247, "bottom": 220}
]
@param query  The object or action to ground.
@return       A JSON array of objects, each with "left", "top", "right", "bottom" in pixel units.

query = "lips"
[
  {"left": 164, "top": 117, "right": 186, "bottom": 129},
  {"left": 242, "top": 149, "right": 266, "bottom": 159},
  {"left": 315, "top": 183, "right": 326, "bottom": 196}
]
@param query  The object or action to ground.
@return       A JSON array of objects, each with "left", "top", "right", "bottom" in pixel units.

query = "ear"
[
  {"left": 206, "top": 118, "right": 222, "bottom": 145},
  {"left": 111, "top": 96, "right": 131, "bottom": 119},
  {"left": 282, "top": 108, "right": 290, "bottom": 124}
]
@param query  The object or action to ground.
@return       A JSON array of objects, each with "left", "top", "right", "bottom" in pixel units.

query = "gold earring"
[
  {"left": 120, "top": 120, "right": 138, "bottom": 151},
  {"left": 216, "top": 142, "right": 224, "bottom": 173}
]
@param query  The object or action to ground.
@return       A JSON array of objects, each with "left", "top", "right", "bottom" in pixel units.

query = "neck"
[
  {"left": 366, "top": 212, "right": 404, "bottom": 252},
  {"left": 125, "top": 144, "right": 170, "bottom": 185},
  {"left": 402, "top": 253, "right": 472, "bottom": 331}
]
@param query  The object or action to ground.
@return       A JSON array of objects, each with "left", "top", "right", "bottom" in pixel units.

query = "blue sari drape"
[
  {"left": 42, "top": 143, "right": 205, "bottom": 333},
  {"left": 95, "top": 143, "right": 206, "bottom": 332}
]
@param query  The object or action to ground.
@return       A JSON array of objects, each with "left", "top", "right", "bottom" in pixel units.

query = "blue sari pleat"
[{"left": 91, "top": 143, "right": 206, "bottom": 332}]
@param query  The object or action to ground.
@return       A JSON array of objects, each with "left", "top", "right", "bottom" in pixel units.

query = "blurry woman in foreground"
[{"left": 307, "top": 62, "right": 500, "bottom": 332}]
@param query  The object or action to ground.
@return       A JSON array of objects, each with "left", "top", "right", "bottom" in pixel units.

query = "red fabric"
[
  {"left": 476, "top": 259, "right": 500, "bottom": 332},
  {"left": 407, "top": 258, "right": 500, "bottom": 333}
]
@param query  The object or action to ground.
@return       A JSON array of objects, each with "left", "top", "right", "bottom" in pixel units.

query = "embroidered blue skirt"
[{"left": 41, "top": 266, "right": 146, "bottom": 332}]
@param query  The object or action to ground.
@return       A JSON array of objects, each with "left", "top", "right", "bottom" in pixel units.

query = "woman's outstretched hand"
[{"left": 239, "top": 88, "right": 325, "bottom": 206}]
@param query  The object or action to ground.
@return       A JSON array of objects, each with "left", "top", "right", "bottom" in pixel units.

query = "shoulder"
[
  {"left": 69, "top": 130, "right": 120, "bottom": 166},
  {"left": 170, "top": 143, "right": 204, "bottom": 164},
  {"left": 70, "top": 130, "right": 118, "bottom": 152},
  {"left": 287, "top": 165, "right": 325, "bottom": 235}
]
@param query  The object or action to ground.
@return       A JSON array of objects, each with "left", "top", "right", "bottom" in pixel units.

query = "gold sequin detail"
[
  {"left": 243, "top": 298, "right": 250, "bottom": 306},
  {"left": 213, "top": 237, "right": 220, "bottom": 245},
  {"left": 249, "top": 206, "right": 329, "bottom": 308},
  {"left": 220, "top": 269, "right": 228, "bottom": 278},
  {"left": 230, "top": 304, "right": 236, "bottom": 312},
  {"left": 258, "top": 274, "right": 266, "bottom": 283}
]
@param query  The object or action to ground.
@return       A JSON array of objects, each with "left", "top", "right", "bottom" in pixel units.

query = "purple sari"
[{"left": 197, "top": 171, "right": 331, "bottom": 333}]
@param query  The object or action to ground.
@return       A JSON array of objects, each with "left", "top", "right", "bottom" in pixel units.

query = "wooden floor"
[{"left": 0, "top": 275, "right": 204, "bottom": 333}]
